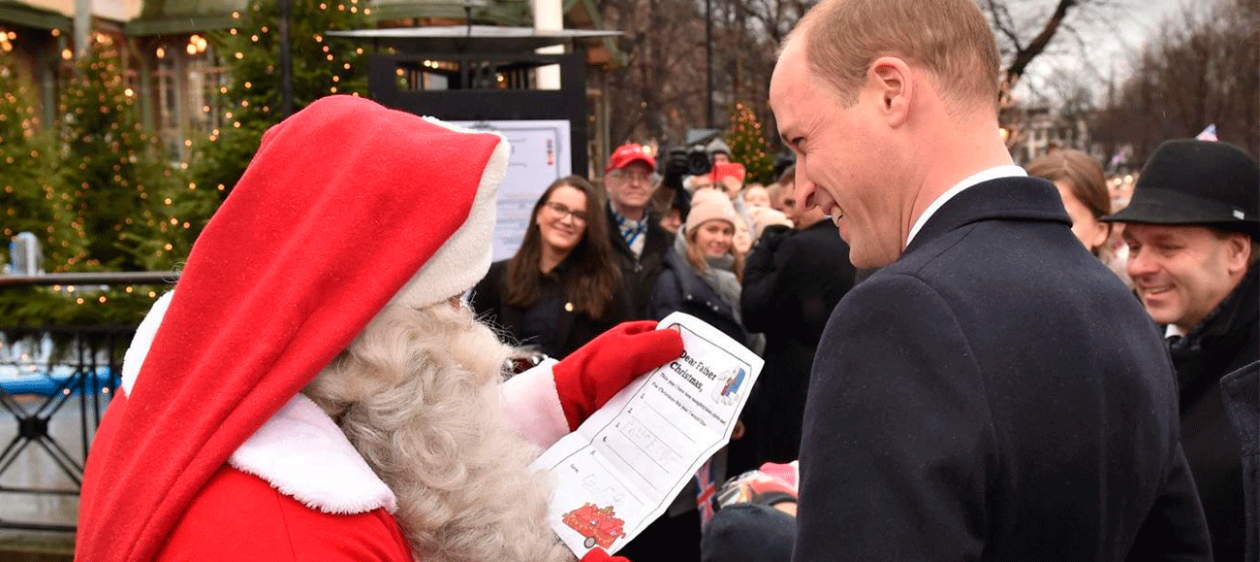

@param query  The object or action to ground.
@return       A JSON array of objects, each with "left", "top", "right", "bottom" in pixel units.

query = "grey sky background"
[{"left": 1014, "top": 0, "right": 1192, "bottom": 105}]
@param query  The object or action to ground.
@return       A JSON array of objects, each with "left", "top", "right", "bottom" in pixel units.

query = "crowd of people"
[{"left": 72, "top": 0, "right": 1256, "bottom": 560}]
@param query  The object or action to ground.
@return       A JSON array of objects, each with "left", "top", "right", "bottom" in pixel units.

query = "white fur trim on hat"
[
  {"left": 390, "top": 118, "right": 510, "bottom": 310},
  {"left": 121, "top": 290, "right": 174, "bottom": 396}
]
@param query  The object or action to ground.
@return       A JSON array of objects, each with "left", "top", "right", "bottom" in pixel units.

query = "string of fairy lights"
[
  {"left": 1, "top": 0, "right": 371, "bottom": 316},
  {"left": 727, "top": 102, "right": 774, "bottom": 184}
]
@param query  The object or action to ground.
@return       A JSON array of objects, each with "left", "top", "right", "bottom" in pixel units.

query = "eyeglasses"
[
  {"left": 609, "top": 170, "right": 654, "bottom": 184},
  {"left": 544, "top": 201, "right": 588, "bottom": 224}
]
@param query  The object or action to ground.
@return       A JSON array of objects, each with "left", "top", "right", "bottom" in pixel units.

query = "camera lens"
[{"left": 686, "top": 150, "right": 712, "bottom": 176}]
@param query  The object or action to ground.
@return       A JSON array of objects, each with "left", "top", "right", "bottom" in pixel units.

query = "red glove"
[
  {"left": 581, "top": 548, "right": 631, "bottom": 562},
  {"left": 554, "top": 321, "right": 684, "bottom": 430}
]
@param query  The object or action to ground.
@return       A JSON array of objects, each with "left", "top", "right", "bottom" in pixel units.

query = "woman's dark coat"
[
  {"left": 470, "top": 258, "right": 631, "bottom": 360},
  {"left": 648, "top": 249, "right": 750, "bottom": 347}
]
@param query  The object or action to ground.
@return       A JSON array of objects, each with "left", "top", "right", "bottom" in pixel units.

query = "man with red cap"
[
  {"left": 603, "top": 143, "right": 673, "bottom": 318},
  {"left": 75, "top": 96, "right": 683, "bottom": 562}
]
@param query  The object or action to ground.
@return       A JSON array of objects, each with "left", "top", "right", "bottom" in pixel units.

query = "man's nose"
[
  {"left": 1127, "top": 247, "right": 1158, "bottom": 278},
  {"left": 794, "top": 179, "right": 819, "bottom": 211}
]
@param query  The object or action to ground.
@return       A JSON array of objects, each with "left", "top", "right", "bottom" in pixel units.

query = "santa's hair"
[{"left": 303, "top": 301, "right": 571, "bottom": 562}]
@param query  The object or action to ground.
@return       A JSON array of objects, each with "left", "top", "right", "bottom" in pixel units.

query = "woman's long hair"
[
  {"left": 1026, "top": 149, "right": 1113, "bottom": 256},
  {"left": 505, "top": 176, "right": 621, "bottom": 320},
  {"left": 684, "top": 220, "right": 744, "bottom": 282}
]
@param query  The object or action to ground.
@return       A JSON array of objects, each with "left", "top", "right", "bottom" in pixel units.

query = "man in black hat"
[{"left": 1105, "top": 139, "right": 1260, "bottom": 562}]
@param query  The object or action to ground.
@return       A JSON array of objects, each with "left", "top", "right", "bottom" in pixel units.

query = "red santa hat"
[{"left": 75, "top": 95, "right": 509, "bottom": 562}]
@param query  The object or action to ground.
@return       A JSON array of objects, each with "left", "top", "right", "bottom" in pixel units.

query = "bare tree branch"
[{"left": 1005, "top": 0, "right": 1079, "bottom": 83}]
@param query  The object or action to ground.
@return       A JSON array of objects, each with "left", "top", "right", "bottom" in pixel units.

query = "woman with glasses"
[{"left": 471, "top": 176, "right": 632, "bottom": 360}]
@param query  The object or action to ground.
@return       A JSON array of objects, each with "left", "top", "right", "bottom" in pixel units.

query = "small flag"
[
  {"left": 1196, "top": 124, "right": 1218, "bottom": 142},
  {"left": 1108, "top": 145, "right": 1132, "bottom": 173}
]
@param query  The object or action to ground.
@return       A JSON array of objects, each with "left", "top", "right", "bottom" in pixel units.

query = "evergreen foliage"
[
  {"left": 58, "top": 36, "right": 175, "bottom": 270},
  {"left": 726, "top": 103, "right": 775, "bottom": 185},
  {"left": 0, "top": 51, "right": 81, "bottom": 270},
  {"left": 186, "top": 0, "right": 370, "bottom": 202}
]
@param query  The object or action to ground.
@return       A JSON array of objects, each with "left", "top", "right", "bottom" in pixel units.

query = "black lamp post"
[{"left": 705, "top": 0, "right": 714, "bottom": 129}]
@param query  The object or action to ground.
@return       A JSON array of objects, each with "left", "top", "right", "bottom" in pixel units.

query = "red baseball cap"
[{"left": 606, "top": 143, "right": 657, "bottom": 173}]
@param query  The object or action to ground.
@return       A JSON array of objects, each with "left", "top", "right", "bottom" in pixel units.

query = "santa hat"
[{"left": 76, "top": 95, "right": 508, "bottom": 562}]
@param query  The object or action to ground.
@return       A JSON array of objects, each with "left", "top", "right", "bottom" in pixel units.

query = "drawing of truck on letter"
[{"left": 562, "top": 502, "right": 627, "bottom": 549}]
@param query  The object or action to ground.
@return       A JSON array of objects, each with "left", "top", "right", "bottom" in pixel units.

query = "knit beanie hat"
[
  {"left": 706, "top": 138, "right": 732, "bottom": 158},
  {"left": 76, "top": 95, "right": 508, "bottom": 562},
  {"left": 686, "top": 188, "right": 740, "bottom": 234}
]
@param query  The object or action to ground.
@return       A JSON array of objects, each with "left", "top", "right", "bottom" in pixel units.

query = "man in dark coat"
[
  {"left": 768, "top": 0, "right": 1212, "bottom": 560},
  {"left": 603, "top": 143, "right": 673, "bottom": 318},
  {"left": 1104, "top": 139, "right": 1260, "bottom": 562},
  {"left": 735, "top": 165, "right": 856, "bottom": 473}
]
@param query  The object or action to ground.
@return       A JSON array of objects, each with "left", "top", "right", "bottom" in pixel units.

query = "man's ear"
[
  {"left": 868, "top": 56, "right": 912, "bottom": 127},
  {"left": 1225, "top": 233, "right": 1253, "bottom": 275}
]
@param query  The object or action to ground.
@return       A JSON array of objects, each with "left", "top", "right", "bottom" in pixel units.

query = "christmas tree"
[
  {"left": 0, "top": 47, "right": 81, "bottom": 270},
  {"left": 0, "top": 37, "right": 171, "bottom": 328},
  {"left": 186, "top": 0, "right": 369, "bottom": 206},
  {"left": 726, "top": 103, "right": 775, "bottom": 185},
  {"left": 58, "top": 34, "right": 176, "bottom": 271}
]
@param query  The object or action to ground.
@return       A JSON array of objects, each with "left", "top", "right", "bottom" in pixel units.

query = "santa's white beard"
[{"left": 305, "top": 303, "right": 572, "bottom": 562}]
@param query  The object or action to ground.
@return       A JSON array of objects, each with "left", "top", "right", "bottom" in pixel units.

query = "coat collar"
[{"left": 904, "top": 177, "right": 1071, "bottom": 256}]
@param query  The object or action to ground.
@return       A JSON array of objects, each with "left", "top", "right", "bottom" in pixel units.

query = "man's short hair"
[{"left": 793, "top": 0, "right": 1001, "bottom": 114}]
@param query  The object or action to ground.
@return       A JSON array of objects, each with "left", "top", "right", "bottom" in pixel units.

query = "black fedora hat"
[{"left": 1103, "top": 139, "right": 1259, "bottom": 237}]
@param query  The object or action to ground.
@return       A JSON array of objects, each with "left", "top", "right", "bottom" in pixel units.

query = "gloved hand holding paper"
[{"left": 532, "top": 312, "right": 764, "bottom": 557}]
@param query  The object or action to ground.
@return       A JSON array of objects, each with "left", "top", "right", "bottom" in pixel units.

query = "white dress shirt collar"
[{"left": 905, "top": 165, "right": 1027, "bottom": 248}]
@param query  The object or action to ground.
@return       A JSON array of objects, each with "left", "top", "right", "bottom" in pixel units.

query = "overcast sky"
[{"left": 1014, "top": 0, "right": 1192, "bottom": 103}]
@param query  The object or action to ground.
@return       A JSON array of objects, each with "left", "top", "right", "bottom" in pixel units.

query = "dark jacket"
[
  {"left": 607, "top": 205, "right": 673, "bottom": 319},
  {"left": 470, "top": 258, "right": 632, "bottom": 360},
  {"left": 649, "top": 249, "right": 751, "bottom": 348},
  {"left": 794, "top": 177, "right": 1211, "bottom": 562},
  {"left": 1220, "top": 361, "right": 1258, "bottom": 562},
  {"left": 1170, "top": 265, "right": 1259, "bottom": 562},
  {"left": 733, "top": 221, "right": 855, "bottom": 472}
]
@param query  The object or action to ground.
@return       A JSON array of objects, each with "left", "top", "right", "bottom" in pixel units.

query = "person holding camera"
[{"left": 604, "top": 143, "right": 674, "bottom": 319}]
